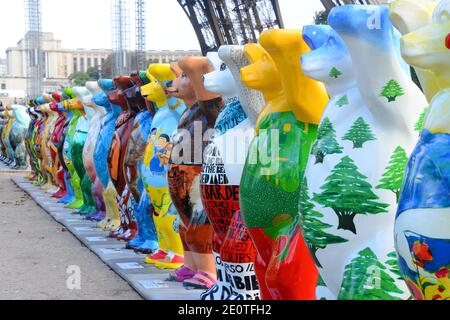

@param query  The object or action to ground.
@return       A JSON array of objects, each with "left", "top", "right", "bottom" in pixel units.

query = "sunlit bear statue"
[
  {"left": 94, "top": 79, "right": 122, "bottom": 231},
  {"left": 9, "top": 104, "right": 31, "bottom": 169},
  {"left": 71, "top": 86, "right": 96, "bottom": 216},
  {"left": 239, "top": 29, "right": 328, "bottom": 300},
  {"left": 25, "top": 102, "right": 39, "bottom": 176},
  {"left": 200, "top": 49, "right": 260, "bottom": 300},
  {"left": 82, "top": 81, "right": 107, "bottom": 222},
  {"left": 140, "top": 64, "right": 185, "bottom": 269},
  {"left": 396, "top": 0, "right": 450, "bottom": 300},
  {"left": 1, "top": 107, "right": 15, "bottom": 167},
  {"left": 57, "top": 90, "right": 80, "bottom": 205},
  {"left": 49, "top": 93, "right": 68, "bottom": 199},
  {"left": 389, "top": 0, "right": 442, "bottom": 102},
  {"left": 167, "top": 57, "right": 222, "bottom": 289},
  {"left": 61, "top": 88, "right": 85, "bottom": 209},
  {"left": 107, "top": 76, "right": 138, "bottom": 241},
  {"left": 122, "top": 70, "right": 158, "bottom": 254},
  {"left": 38, "top": 97, "right": 56, "bottom": 190},
  {"left": 300, "top": 4, "right": 428, "bottom": 300}
]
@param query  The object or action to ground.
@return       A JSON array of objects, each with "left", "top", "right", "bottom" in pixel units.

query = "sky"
[{"left": 0, "top": 0, "right": 325, "bottom": 57}]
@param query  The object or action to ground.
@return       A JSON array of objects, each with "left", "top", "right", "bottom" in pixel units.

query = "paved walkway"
[{"left": 0, "top": 168, "right": 141, "bottom": 300}]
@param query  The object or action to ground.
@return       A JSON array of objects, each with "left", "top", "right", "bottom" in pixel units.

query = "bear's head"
[
  {"left": 219, "top": 45, "right": 265, "bottom": 124},
  {"left": 390, "top": 0, "right": 439, "bottom": 35},
  {"left": 204, "top": 51, "right": 238, "bottom": 103},
  {"left": 301, "top": 25, "right": 353, "bottom": 86},
  {"left": 141, "top": 72, "right": 168, "bottom": 108},
  {"left": 240, "top": 43, "right": 282, "bottom": 99},
  {"left": 401, "top": 0, "right": 450, "bottom": 73},
  {"left": 177, "top": 56, "right": 219, "bottom": 102}
]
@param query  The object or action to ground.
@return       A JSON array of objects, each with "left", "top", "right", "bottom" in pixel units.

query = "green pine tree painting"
[
  {"left": 313, "top": 156, "right": 389, "bottom": 234},
  {"left": 342, "top": 117, "right": 377, "bottom": 149},
  {"left": 376, "top": 146, "right": 408, "bottom": 203},
  {"left": 385, "top": 251, "right": 404, "bottom": 281},
  {"left": 414, "top": 107, "right": 429, "bottom": 132},
  {"left": 299, "top": 178, "right": 348, "bottom": 267},
  {"left": 311, "top": 117, "right": 343, "bottom": 164},
  {"left": 338, "top": 247, "right": 403, "bottom": 300},
  {"left": 336, "top": 95, "right": 349, "bottom": 108},
  {"left": 329, "top": 67, "right": 343, "bottom": 79},
  {"left": 380, "top": 79, "right": 405, "bottom": 102}
]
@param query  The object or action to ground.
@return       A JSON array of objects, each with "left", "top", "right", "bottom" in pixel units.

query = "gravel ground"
[{"left": 0, "top": 171, "right": 142, "bottom": 300}]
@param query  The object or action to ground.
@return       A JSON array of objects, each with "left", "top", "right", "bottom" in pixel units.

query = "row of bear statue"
[{"left": 2, "top": 2, "right": 447, "bottom": 300}]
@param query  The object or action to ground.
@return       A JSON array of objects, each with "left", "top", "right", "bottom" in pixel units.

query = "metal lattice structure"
[
  {"left": 321, "top": 0, "right": 389, "bottom": 12},
  {"left": 112, "top": 0, "right": 132, "bottom": 75},
  {"left": 135, "top": 0, "right": 146, "bottom": 70},
  {"left": 177, "top": 0, "right": 284, "bottom": 55},
  {"left": 24, "top": 0, "right": 44, "bottom": 97}
]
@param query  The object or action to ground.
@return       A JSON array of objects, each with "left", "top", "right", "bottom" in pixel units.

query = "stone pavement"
[{"left": 10, "top": 175, "right": 203, "bottom": 300}]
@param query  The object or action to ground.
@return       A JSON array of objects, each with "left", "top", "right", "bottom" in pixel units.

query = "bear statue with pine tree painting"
[
  {"left": 298, "top": 4, "right": 428, "bottom": 300},
  {"left": 199, "top": 49, "right": 260, "bottom": 300},
  {"left": 396, "top": 0, "right": 450, "bottom": 300},
  {"left": 239, "top": 30, "right": 329, "bottom": 300}
]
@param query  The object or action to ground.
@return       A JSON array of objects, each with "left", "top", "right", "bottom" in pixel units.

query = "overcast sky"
[{"left": 0, "top": 0, "right": 324, "bottom": 57}]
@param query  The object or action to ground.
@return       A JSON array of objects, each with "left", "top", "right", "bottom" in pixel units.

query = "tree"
[
  {"left": 329, "top": 67, "right": 342, "bottom": 79},
  {"left": 380, "top": 79, "right": 405, "bottom": 102},
  {"left": 68, "top": 67, "right": 100, "bottom": 86},
  {"left": 336, "top": 95, "right": 349, "bottom": 108},
  {"left": 338, "top": 247, "right": 403, "bottom": 300},
  {"left": 376, "top": 146, "right": 409, "bottom": 202},
  {"left": 414, "top": 107, "right": 429, "bottom": 132},
  {"left": 314, "top": 10, "right": 329, "bottom": 25},
  {"left": 299, "top": 178, "right": 348, "bottom": 267},
  {"left": 342, "top": 117, "right": 377, "bottom": 149},
  {"left": 313, "top": 156, "right": 389, "bottom": 234},
  {"left": 87, "top": 67, "right": 100, "bottom": 80},
  {"left": 311, "top": 117, "right": 343, "bottom": 164},
  {"left": 68, "top": 71, "right": 91, "bottom": 86}
]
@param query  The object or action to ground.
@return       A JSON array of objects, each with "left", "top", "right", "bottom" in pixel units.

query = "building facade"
[{"left": 0, "top": 32, "right": 201, "bottom": 97}]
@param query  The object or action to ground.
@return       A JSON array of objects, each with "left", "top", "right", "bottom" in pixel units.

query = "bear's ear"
[{"left": 327, "top": 36, "right": 338, "bottom": 48}]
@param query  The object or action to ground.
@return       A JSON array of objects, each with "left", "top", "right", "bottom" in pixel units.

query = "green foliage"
[
  {"left": 299, "top": 178, "right": 348, "bottom": 267},
  {"left": 311, "top": 117, "right": 343, "bottom": 164},
  {"left": 313, "top": 156, "right": 389, "bottom": 234},
  {"left": 414, "top": 107, "right": 429, "bottom": 132},
  {"left": 385, "top": 251, "right": 405, "bottom": 281},
  {"left": 380, "top": 79, "right": 405, "bottom": 102},
  {"left": 329, "top": 67, "right": 343, "bottom": 79},
  {"left": 376, "top": 146, "right": 409, "bottom": 202},
  {"left": 338, "top": 247, "right": 403, "bottom": 300},
  {"left": 342, "top": 117, "right": 377, "bottom": 149},
  {"left": 336, "top": 95, "right": 349, "bottom": 108},
  {"left": 69, "top": 67, "right": 100, "bottom": 86},
  {"left": 314, "top": 10, "right": 329, "bottom": 25}
]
